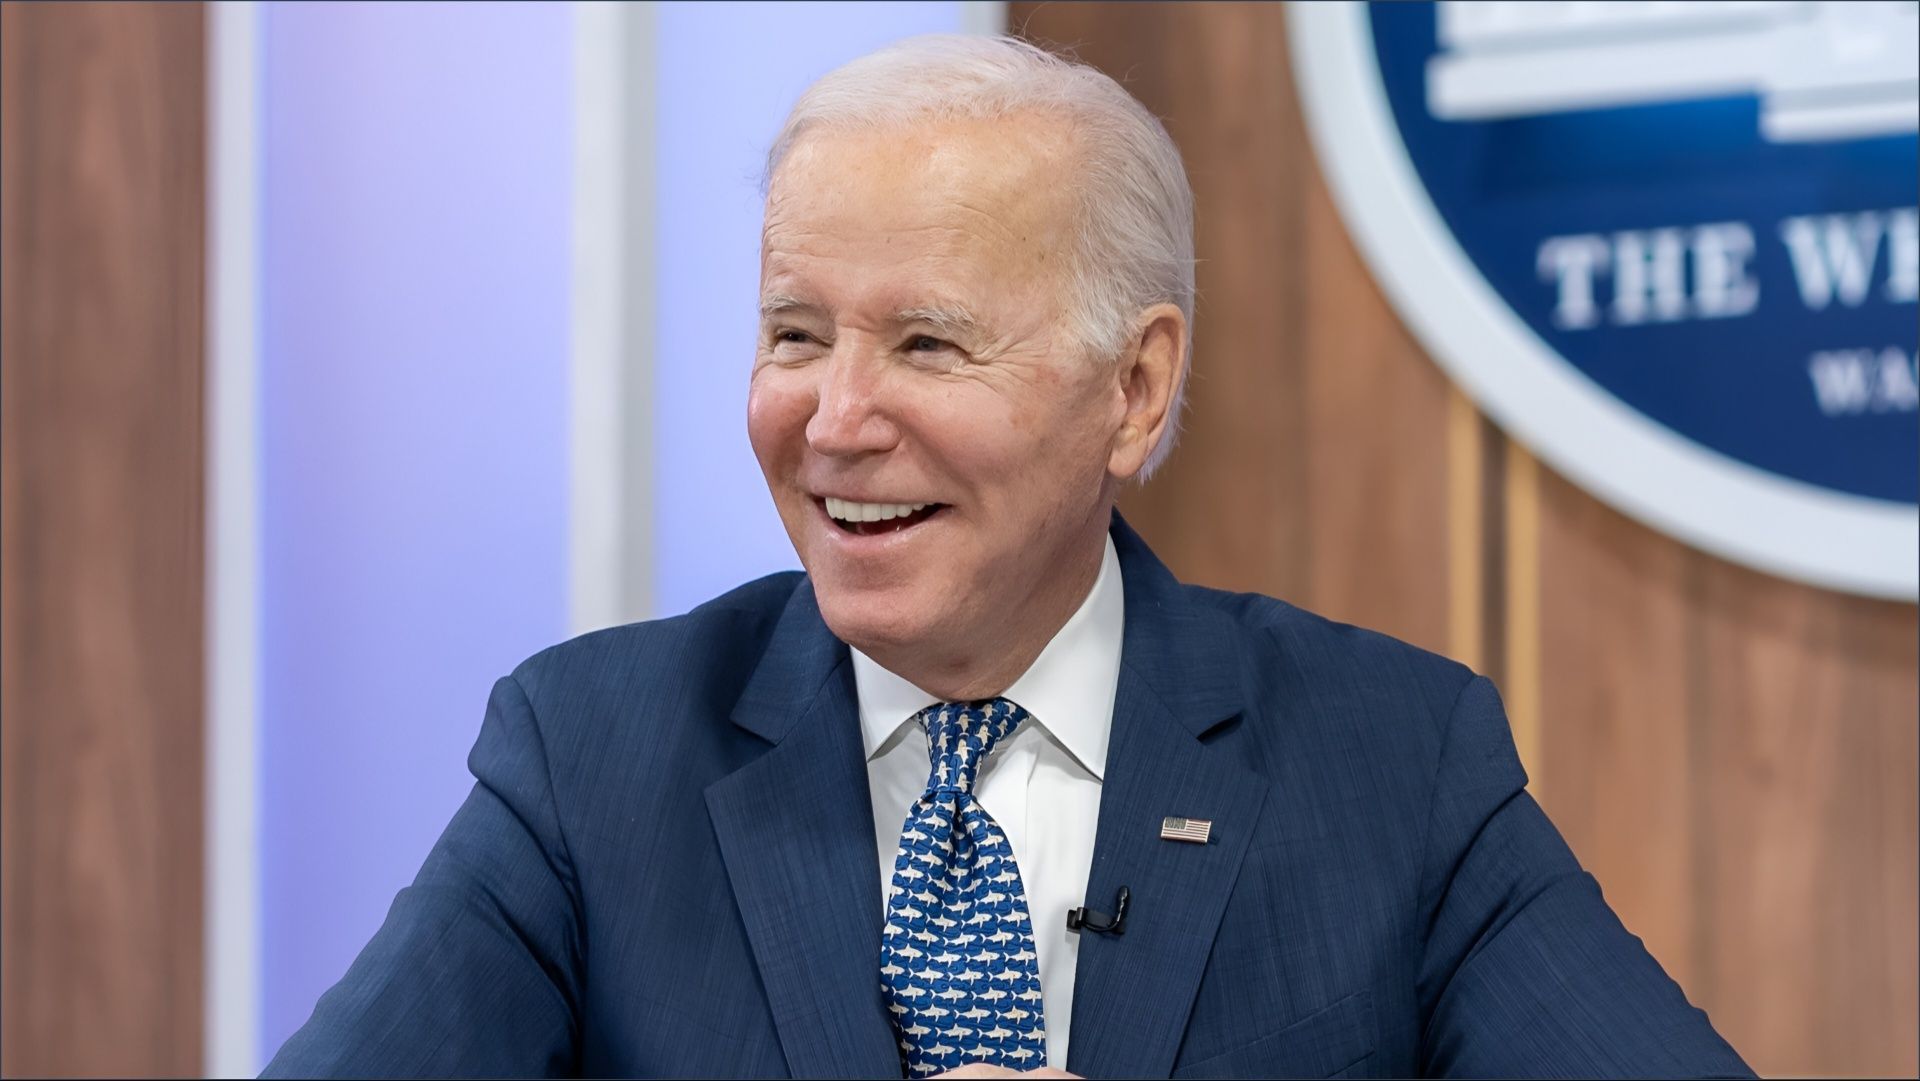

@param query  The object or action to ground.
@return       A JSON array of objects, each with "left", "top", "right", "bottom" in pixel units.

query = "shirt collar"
[{"left": 851, "top": 534, "right": 1123, "bottom": 781}]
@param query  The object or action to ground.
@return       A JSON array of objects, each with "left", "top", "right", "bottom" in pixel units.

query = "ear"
[{"left": 1106, "top": 303, "right": 1188, "bottom": 482}]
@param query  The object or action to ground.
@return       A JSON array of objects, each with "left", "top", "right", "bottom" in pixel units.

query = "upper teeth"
[{"left": 825, "top": 497, "right": 931, "bottom": 523}]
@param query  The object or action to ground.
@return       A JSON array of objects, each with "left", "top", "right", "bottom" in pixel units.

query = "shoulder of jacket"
[
  {"left": 1182, "top": 582, "right": 1478, "bottom": 732},
  {"left": 506, "top": 570, "right": 807, "bottom": 708}
]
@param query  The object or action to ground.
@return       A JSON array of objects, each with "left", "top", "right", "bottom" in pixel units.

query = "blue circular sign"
[{"left": 1291, "top": 1, "right": 1918, "bottom": 598}]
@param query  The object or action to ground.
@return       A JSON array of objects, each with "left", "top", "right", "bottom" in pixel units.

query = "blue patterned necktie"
[{"left": 880, "top": 699, "right": 1047, "bottom": 1075}]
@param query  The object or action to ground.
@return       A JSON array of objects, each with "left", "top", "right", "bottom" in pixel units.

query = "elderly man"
[{"left": 266, "top": 35, "right": 1751, "bottom": 1079}]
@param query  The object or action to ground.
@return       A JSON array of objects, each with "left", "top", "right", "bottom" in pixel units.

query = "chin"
[{"left": 813, "top": 582, "right": 940, "bottom": 658}]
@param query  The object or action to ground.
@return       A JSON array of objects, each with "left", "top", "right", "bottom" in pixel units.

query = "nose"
[{"left": 805, "top": 340, "right": 900, "bottom": 458}]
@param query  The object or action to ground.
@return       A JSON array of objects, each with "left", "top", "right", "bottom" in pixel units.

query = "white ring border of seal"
[{"left": 1286, "top": 1, "right": 1916, "bottom": 601}]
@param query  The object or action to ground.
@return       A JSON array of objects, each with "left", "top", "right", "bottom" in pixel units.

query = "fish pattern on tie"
[{"left": 880, "top": 699, "right": 1047, "bottom": 1075}]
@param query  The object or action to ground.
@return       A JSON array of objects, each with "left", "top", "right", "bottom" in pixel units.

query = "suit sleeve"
[
  {"left": 262, "top": 674, "right": 583, "bottom": 1078},
  {"left": 1415, "top": 676, "right": 1753, "bottom": 1079}
]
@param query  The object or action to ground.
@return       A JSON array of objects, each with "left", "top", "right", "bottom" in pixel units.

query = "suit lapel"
[
  {"left": 706, "top": 581, "right": 902, "bottom": 1079},
  {"left": 1066, "top": 518, "right": 1269, "bottom": 1079}
]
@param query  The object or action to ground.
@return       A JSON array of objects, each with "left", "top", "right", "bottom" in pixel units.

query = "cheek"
[
  {"left": 1023, "top": 376, "right": 1118, "bottom": 461},
  {"left": 1015, "top": 384, "right": 1124, "bottom": 505},
  {"left": 919, "top": 395, "right": 1082, "bottom": 510},
  {"left": 746, "top": 370, "right": 814, "bottom": 472}
]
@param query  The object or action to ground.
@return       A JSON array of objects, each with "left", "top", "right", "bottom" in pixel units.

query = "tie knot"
[{"left": 916, "top": 698, "right": 1028, "bottom": 796}]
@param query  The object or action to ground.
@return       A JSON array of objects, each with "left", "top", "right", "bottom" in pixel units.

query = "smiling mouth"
[{"left": 821, "top": 496, "right": 948, "bottom": 536}]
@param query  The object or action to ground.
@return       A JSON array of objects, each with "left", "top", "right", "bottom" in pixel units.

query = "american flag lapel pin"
[{"left": 1160, "top": 816, "right": 1212, "bottom": 844}]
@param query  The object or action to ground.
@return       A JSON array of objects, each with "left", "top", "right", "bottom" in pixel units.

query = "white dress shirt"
[{"left": 854, "top": 536, "right": 1123, "bottom": 1071}]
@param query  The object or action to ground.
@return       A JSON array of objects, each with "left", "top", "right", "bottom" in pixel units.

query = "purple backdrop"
[{"left": 258, "top": 1, "right": 572, "bottom": 1055}]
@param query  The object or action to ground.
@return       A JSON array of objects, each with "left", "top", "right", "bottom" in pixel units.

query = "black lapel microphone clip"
[{"left": 1066, "top": 885, "right": 1130, "bottom": 935}]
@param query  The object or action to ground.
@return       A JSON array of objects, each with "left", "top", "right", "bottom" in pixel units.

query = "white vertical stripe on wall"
[
  {"left": 619, "top": 4, "right": 660, "bottom": 627},
  {"left": 964, "top": 0, "right": 1008, "bottom": 35},
  {"left": 570, "top": 0, "right": 655, "bottom": 634},
  {"left": 206, "top": 2, "right": 261, "bottom": 1075}
]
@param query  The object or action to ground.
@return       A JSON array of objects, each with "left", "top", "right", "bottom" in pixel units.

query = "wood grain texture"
[
  {"left": 1, "top": 3, "right": 208, "bottom": 1075},
  {"left": 1535, "top": 466, "right": 1702, "bottom": 994},
  {"left": 1686, "top": 554, "right": 1918, "bottom": 1076},
  {"left": 1299, "top": 166, "right": 1453, "bottom": 654},
  {"left": 1014, "top": 2, "right": 1918, "bottom": 1076},
  {"left": 1537, "top": 467, "right": 1919, "bottom": 1077}
]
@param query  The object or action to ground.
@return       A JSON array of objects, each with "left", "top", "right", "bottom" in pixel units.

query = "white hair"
[{"left": 764, "top": 34, "right": 1196, "bottom": 477}]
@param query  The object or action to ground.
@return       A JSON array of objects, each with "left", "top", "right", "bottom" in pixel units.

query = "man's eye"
[
  {"left": 776, "top": 329, "right": 812, "bottom": 345},
  {"left": 909, "top": 335, "right": 949, "bottom": 352}
]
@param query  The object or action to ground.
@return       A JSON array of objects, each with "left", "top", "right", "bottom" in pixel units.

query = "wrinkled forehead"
[{"left": 760, "top": 115, "right": 1081, "bottom": 300}]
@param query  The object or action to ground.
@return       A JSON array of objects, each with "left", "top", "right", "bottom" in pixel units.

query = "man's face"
[{"left": 750, "top": 114, "right": 1127, "bottom": 670}]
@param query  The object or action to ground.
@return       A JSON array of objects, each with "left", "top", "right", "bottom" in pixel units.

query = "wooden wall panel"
[
  {"left": 1687, "top": 557, "right": 1918, "bottom": 1075},
  {"left": 1298, "top": 171, "right": 1453, "bottom": 654},
  {"left": 1531, "top": 465, "right": 1701, "bottom": 991},
  {"left": 1015, "top": 3, "right": 1919, "bottom": 1077},
  {"left": 1535, "top": 469, "right": 1919, "bottom": 1076},
  {"left": 1, "top": 3, "right": 208, "bottom": 1075}
]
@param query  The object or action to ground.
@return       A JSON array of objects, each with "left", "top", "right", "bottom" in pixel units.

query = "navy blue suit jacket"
[{"left": 266, "top": 517, "right": 1751, "bottom": 1078}]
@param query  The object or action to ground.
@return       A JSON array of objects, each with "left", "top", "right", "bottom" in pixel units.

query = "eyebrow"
[
  {"left": 893, "top": 305, "right": 986, "bottom": 342},
  {"left": 758, "top": 294, "right": 989, "bottom": 343},
  {"left": 758, "top": 293, "right": 818, "bottom": 320}
]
